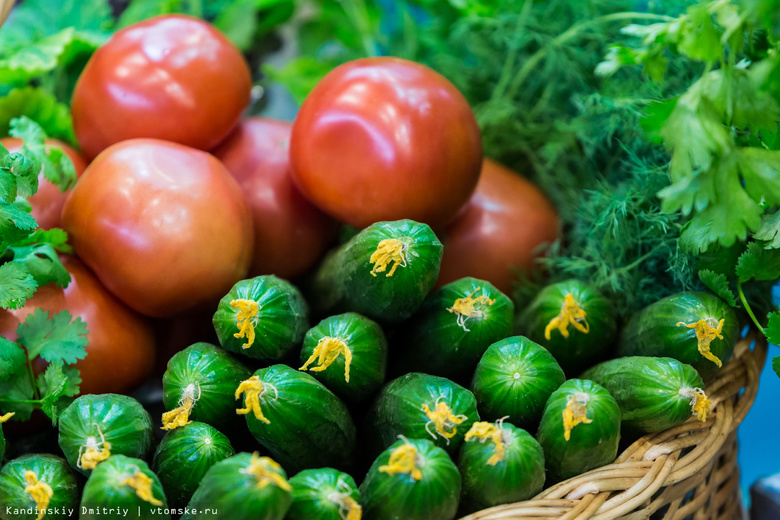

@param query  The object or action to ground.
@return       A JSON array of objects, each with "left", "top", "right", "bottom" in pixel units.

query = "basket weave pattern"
[{"left": 463, "top": 333, "right": 767, "bottom": 520}]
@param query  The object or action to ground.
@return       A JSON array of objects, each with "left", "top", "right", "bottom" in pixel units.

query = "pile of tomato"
[{"left": 0, "top": 13, "right": 559, "bottom": 399}]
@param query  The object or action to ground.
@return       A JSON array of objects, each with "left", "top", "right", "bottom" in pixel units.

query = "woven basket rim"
[{"left": 462, "top": 331, "right": 768, "bottom": 520}]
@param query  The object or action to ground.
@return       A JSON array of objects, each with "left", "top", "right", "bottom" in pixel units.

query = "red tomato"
[
  {"left": 71, "top": 14, "right": 252, "bottom": 160},
  {"left": 61, "top": 139, "right": 254, "bottom": 318},
  {"left": 1, "top": 137, "right": 88, "bottom": 229},
  {"left": 212, "top": 117, "right": 339, "bottom": 279},
  {"left": 289, "top": 57, "right": 483, "bottom": 229},
  {"left": 437, "top": 158, "right": 560, "bottom": 295},
  {"left": 0, "top": 255, "right": 155, "bottom": 395}
]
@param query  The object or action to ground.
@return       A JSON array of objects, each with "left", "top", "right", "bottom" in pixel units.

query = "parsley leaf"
[
  {"left": 698, "top": 269, "right": 737, "bottom": 306},
  {"left": 0, "top": 337, "right": 27, "bottom": 382},
  {"left": 736, "top": 241, "right": 780, "bottom": 282},
  {"left": 15, "top": 309, "right": 88, "bottom": 365},
  {"left": 0, "top": 372, "right": 35, "bottom": 421},
  {"left": 766, "top": 312, "right": 780, "bottom": 345},
  {"left": 37, "top": 362, "right": 79, "bottom": 424},
  {"left": 8, "top": 242, "right": 71, "bottom": 288},
  {"left": 0, "top": 261, "right": 37, "bottom": 309},
  {"left": 774, "top": 355, "right": 780, "bottom": 378},
  {"left": 0, "top": 87, "right": 76, "bottom": 144},
  {"left": 753, "top": 210, "right": 780, "bottom": 249}
]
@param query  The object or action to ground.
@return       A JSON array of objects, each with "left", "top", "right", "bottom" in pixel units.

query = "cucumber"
[
  {"left": 365, "top": 372, "right": 479, "bottom": 456},
  {"left": 161, "top": 342, "right": 251, "bottom": 430},
  {"left": 581, "top": 356, "right": 711, "bottom": 433},
  {"left": 470, "top": 336, "right": 565, "bottom": 430},
  {"left": 80, "top": 455, "right": 168, "bottom": 520},
  {"left": 458, "top": 419, "right": 545, "bottom": 511},
  {"left": 0, "top": 454, "right": 79, "bottom": 520},
  {"left": 617, "top": 292, "right": 738, "bottom": 379},
  {"left": 298, "top": 312, "right": 388, "bottom": 403},
  {"left": 237, "top": 364, "right": 356, "bottom": 473},
  {"left": 516, "top": 279, "right": 617, "bottom": 375},
  {"left": 360, "top": 437, "right": 461, "bottom": 520},
  {"left": 182, "top": 452, "right": 292, "bottom": 520},
  {"left": 311, "top": 219, "right": 443, "bottom": 322},
  {"left": 536, "top": 379, "right": 621, "bottom": 482},
  {"left": 287, "top": 468, "right": 362, "bottom": 520},
  {"left": 58, "top": 394, "right": 154, "bottom": 476},
  {"left": 212, "top": 275, "right": 309, "bottom": 360},
  {"left": 152, "top": 422, "right": 235, "bottom": 509},
  {"left": 398, "top": 277, "right": 514, "bottom": 382}
]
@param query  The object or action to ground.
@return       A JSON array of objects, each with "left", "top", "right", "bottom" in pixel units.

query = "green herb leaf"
[
  {"left": 773, "top": 355, "right": 780, "bottom": 378},
  {"left": 738, "top": 148, "right": 780, "bottom": 206},
  {"left": 766, "top": 312, "right": 780, "bottom": 345},
  {"left": 15, "top": 308, "right": 88, "bottom": 365},
  {"left": 753, "top": 210, "right": 780, "bottom": 249},
  {"left": 8, "top": 242, "right": 71, "bottom": 288},
  {"left": 0, "top": 372, "right": 35, "bottom": 421},
  {"left": 0, "top": 337, "right": 27, "bottom": 382},
  {"left": 37, "top": 362, "right": 79, "bottom": 424},
  {"left": 0, "top": 88, "right": 76, "bottom": 145},
  {"left": 736, "top": 241, "right": 780, "bottom": 282},
  {"left": 116, "top": 0, "right": 181, "bottom": 29},
  {"left": 0, "top": 261, "right": 37, "bottom": 309},
  {"left": 678, "top": 4, "right": 723, "bottom": 62},
  {"left": 698, "top": 269, "right": 737, "bottom": 306}
]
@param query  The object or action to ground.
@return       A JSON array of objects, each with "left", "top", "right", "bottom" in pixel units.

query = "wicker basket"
[{"left": 463, "top": 331, "right": 767, "bottom": 520}]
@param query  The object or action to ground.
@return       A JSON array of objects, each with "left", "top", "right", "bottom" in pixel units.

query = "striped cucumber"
[{"left": 581, "top": 356, "right": 711, "bottom": 433}]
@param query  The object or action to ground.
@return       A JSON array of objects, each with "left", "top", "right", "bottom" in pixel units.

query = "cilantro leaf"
[
  {"left": 15, "top": 309, "right": 88, "bottom": 365},
  {"left": 753, "top": 210, "right": 780, "bottom": 249},
  {"left": 0, "top": 337, "right": 27, "bottom": 382},
  {"left": 37, "top": 362, "right": 79, "bottom": 424},
  {"left": 15, "top": 228, "right": 72, "bottom": 253},
  {"left": 774, "top": 355, "right": 780, "bottom": 378},
  {"left": 0, "top": 167, "right": 16, "bottom": 203},
  {"left": 0, "top": 87, "right": 76, "bottom": 144},
  {"left": 8, "top": 242, "right": 71, "bottom": 288},
  {"left": 0, "top": 261, "right": 37, "bottom": 309},
  {"left": 738, "top": 148, "right": 780, "bottom": 206},
  {"left": 0, "top": 371, "right": 35, "bottom": 421},
  {"left": 698, "top": 269, "right": 737, "bottom": 306},
  {"left": 736, "top": 241, "right": 780, "bottom": 282},
  {"left": 678, "top": 4, "right": 723, "bottom": 62},
  {"left": 766, "top": 312, "right": 780, "bottom": 345}
]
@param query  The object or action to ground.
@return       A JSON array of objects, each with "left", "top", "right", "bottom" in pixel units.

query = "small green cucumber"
[
  {"left": 161, "top": 342, "right": 251, "bottom": 430},
  {"left": 80, "top": 455, "right": 168, "bottom": 520},
  {"left": 360, "top": 437, "right": 461, "bottom": 520},
  {"left": 237, "top": 364, "right": 356, "bottom": 474},
  {"left": 581, "top": 356, "right": 711, "bottom": 433},
  {"left": 152, "top": 422, "right": 235, "bottom": 509},
  {"left": 398, "top": 277, "right": 514, "bottom": 382},
  {"left": 617, "top": 292, "right": 738, "bottom": 379},
  {"left": 0, "top": 454, "right": 79, "bottom": 520},
  {"left": 457, "top": 420, "right": 545, "bottom": 512},
  {"left": 311, "top": 219, "right": 443, "bottom": 322},
  {"left": 58, "top": 394, "right": 154, "bottom": 476},
  {"left": 516, "top": 279, "right": 617, "bottom": 375},
  {"left": 182, "top": 452, "right": 292, "bottom": 520},
  {"left": 212, "top": 275, "right": 309, "bottom": 360},
  {"left": 365, "top": 372, "right": 479, "bottom": 457},
  {"left": 287, "top": 468, "right": 362, "bottom": 520},
  {"left": 536, "top": 379, "right": 621, "bottom": 482},
  {"left": 298, "top": 312, "right": 388, "bottom": 403},
  {"left": 471, "top": 336, "right": 565, "bottom": 430}
]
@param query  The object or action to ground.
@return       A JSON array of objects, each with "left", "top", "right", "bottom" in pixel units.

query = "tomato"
[
  {"left": 212, "top": 117, "right": 339, "bottom": 279},
  {"left": 1, "top": 137, "right": 87, "bottom": 230},
  {"left": 0, "top": 255, "right": 155, "bottom": 396},
  {"left": 71, "top": 14, "right": 252, "bottom": 160},
  {"left": 289, "top": 57, "right": 483, "bottom": 229},
  {"left": 61, "top": 138, "right": 254, "bottom": 318},
  {"left": 437, "top": 158, "right": 560, "bottom": 296}
]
